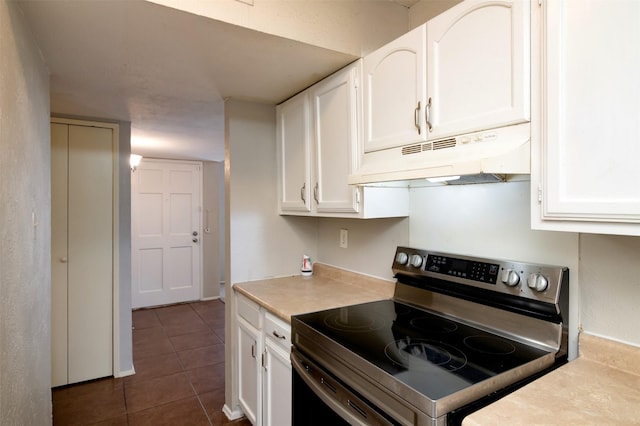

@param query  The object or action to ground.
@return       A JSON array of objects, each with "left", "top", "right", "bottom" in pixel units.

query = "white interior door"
[
  {"left": 132, "top": 159, "right": 202, "bottom": 308},
  {"left": 67, "top": 124, "right": 114, "bottom": 383},
  {"left": 51, "top": 121, "right": 114, "bottom": 386}
]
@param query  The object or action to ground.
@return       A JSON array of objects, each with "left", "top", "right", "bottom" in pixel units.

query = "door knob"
[
  {"left": 192, "top": 231, "right": 198, "bottom": 236},
  {"left": 60, "top": 257, "right": 68, "bottom": 263},
  {"left": 193, "top": 238, "right": 198, "bottom": 243}
]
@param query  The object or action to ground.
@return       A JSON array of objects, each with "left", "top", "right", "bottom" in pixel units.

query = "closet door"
[
  {"left": 51, "top": 121, "right": 114, "bottom": 386},
  {"left": 51, "top": 123, "right": 69, "bottom": 387},
  {"left": 67, "top": 124, "right": 113, "bottom": 384}
]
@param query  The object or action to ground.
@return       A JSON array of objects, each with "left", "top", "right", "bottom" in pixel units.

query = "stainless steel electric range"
[{"left": 291, "top": 246, "right": 569, "bottom": 426}]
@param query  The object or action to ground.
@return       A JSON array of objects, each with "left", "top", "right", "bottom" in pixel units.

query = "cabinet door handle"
[
  {"left": 425, "top": 97, "right": 433, "bottom": 132},
  {"left": 313, "top": 183, "right": 319, "bottom": 204},
  {"left": 251, "top": 343, "right": 256, "bottom": 358},
  {"left": 300, "top": 183, "right": 306, "bottom": 203},
  {"left": 272, "top": 330, "right": 286, "bottom": 340},
  {"left": 414, "top": 101, "right": 421, "bottom": 135}
]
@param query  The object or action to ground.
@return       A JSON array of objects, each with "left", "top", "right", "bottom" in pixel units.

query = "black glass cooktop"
[{"left": 294, "top": 299, "right": 551, "bottom": 400}]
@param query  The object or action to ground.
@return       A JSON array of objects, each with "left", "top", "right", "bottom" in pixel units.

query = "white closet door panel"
[
  {"left": 50, "top": 123, "right": 69, "bottom": 387},
  {"left": 67, "top": 125, "right": 113, "bottom": 383},
  {"left": 167, "top": 246, "right": 193, "bottom": 290},
  {"left": 139, "top": 193, "right": 163, "bottom": 237},
  {"left": 139, "top": 248, "right": 163, "bottom": 292},
  {"left": 169, "top": 193, "right": 192, "bottom": 237}
]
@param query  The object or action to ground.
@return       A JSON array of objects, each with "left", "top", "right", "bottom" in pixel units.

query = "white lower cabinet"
[
  {"left": 237, "top": 314, "right": 262, "bottom": 425},
  {"left": 262, "top": 312, "right": 292, "bottom": 426},
  {"left": 236, "top": 293, "right": 292, "bottom": 426}
]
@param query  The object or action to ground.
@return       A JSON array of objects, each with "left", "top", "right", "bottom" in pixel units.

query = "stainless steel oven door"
[{"left": 291, "top": 348, "right": 399, "bottom": 426}]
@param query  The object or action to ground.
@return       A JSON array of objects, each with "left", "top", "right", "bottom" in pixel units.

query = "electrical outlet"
[{"left": 339, "top": 229, "right": 348, "bottom": 248}]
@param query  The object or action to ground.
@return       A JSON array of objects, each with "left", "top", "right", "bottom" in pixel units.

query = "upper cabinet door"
[
  {"left": 533, "top": 0, "right": 640, "bottom": 235},
  {"left": 277, "top": 91, "right": 312, "bottom": 213},
  {"left": 363, "top": 24, "right": 427, "bottom": 153},
  {"left": 427, "top": 0, "right": 530, "bottom": 140},
  {"left": 311, "top": 62, "right": 359, "bottom": 214}
]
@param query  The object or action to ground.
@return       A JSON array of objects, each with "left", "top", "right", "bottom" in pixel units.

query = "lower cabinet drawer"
[
  {"left": 237, "top": 293, "right": 262, "bottom": 329},
  {"left": 264, "top": 312, "right": 291, "bottom": 351}
]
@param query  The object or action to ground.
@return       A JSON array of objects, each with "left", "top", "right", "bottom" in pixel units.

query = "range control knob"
[
  {"left": 501, "top": 269, "right": 520, "bottom": 287},
  {"left": 395, "top": 252, "right": 409, "bottom": 265},
  {"left": 528, "top": 273, "right": 549, "bottom": 292},
  {"left": 410, "top": 254, "right": 423, "bottom": 268}
]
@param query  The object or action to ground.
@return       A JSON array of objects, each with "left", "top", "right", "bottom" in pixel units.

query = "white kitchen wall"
[
  {"left": 580, "top": 234, "right": 640, "bottom": 346},
  {"left": 224, "top": 99, "right": 319, "bottom": 416},
  {"left": 225, "top": 100, "right": 318, "bottom": 286},
  {"left": 317, "top": 217, "right": 409, "bottom": 281},
  {"left": 0, "top": 1, "right": 52, "bottom": 423},
  {"left": 409, "top": 180, "right": 577, "bottom": 265}
]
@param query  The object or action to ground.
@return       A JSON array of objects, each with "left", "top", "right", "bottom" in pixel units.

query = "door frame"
[
  {"left": 50, "top": 117, "right": 121, "bottom": 380},
  {"left": 131, "top": 158, "right": 204, "bottom": 308}
]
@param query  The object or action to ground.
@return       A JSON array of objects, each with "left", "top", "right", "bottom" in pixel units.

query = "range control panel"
[
  {"left": 425, "top": 254, "right": 500, "bottom": 284},
  {"left": 392, "top": 246, "right": 568, "bottom": 303}
]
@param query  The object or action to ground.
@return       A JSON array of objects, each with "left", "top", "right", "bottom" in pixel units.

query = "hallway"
[{"left": 52, "top": 299, "right": 250, "bottom": 425}]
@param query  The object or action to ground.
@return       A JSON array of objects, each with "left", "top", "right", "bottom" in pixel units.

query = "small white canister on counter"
[{"left": 301, "top": 255, "right": 313, "bottom": 276}]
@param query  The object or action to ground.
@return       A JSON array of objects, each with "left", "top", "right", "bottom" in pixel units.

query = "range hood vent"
[
  {"left": 401, "top": 138, "right": 457, "bottom": 156},
  {"left": 349, "top": 122, "right": 531, "bottom": 185}
]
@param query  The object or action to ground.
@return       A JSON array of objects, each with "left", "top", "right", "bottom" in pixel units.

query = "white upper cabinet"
[
  {"left": 532, "top": 0, "right": 640, "bottom": 235},
  {"left": 311, "top": 62, "right": 359, "bottom": 213},
  {"left": 277, "top": 61, "right": 409, "bottom": 219},
  {"left": 277, "top": 91, "right": 312, "bottom": 213},
  {"left": 363, "top": 25, "right": 427, "bottom": 152},
  {"left": 427, "top": 0, "right": 530, "bottom": 140}
]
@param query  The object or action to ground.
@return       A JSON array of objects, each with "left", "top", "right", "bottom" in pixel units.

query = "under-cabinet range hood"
[{"left": 348, "top": 122, "right": 530, "bottom": 185}]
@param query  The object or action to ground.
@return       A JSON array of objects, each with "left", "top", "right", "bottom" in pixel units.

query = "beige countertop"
[
  {"left": 463, "top": 333, "right": 640, "bottom": 425},
  {"left": 233, "top": 263, "right": 395, "bottom": 323}
]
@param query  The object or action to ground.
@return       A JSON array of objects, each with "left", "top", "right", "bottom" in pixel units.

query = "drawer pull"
[{"left": 272, "top": 330, "right": 286, "bottom": 340}]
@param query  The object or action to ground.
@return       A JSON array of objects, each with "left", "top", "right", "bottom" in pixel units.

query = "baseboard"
[
  {"left": 114, "top": 367, "right": 135, "bottom": 378},
  {"left": 222, "top": 404, "right": 244, "bottom": 421},
  {"left": 200, "top": 296, "right": 221, "bottom": 301}
]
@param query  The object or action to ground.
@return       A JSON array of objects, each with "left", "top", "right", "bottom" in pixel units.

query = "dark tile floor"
[{"left": 52, "top": 299, "right": 251, "bottom": 426}]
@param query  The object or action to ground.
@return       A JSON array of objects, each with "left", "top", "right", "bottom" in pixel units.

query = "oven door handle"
[{"left": 291, "top": 350, "right": 395, "bottom": 426}]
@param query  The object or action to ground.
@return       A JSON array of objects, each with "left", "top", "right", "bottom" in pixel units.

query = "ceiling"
[{"left": 17, "top": 0, "right": 364, "bottom": 161}]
